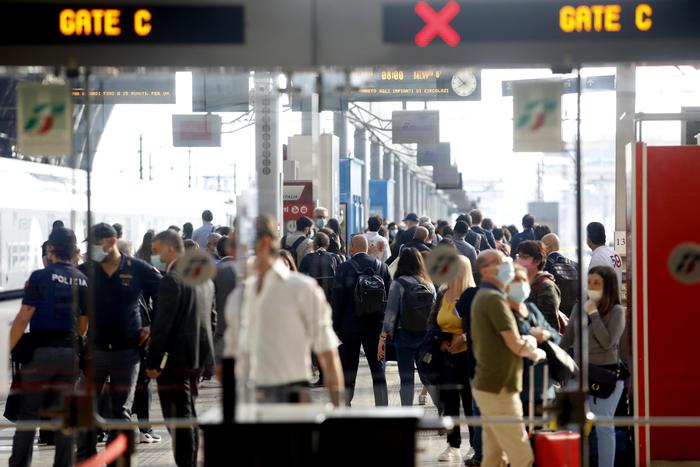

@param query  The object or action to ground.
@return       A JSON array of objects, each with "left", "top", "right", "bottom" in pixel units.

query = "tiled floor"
[{"left": 0, "top": 356, "right": 472, "bottom": 466}]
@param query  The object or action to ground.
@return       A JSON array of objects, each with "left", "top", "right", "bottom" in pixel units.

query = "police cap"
[
  {"left": 48, "top": 227, "right": 77, "bottom": 259},
  {"left": 87, "top": 222, "right": 117, "bottom": 242}
]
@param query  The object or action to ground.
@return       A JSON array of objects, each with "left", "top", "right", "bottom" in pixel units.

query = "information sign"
[{"left": 17, "top": 83, "right": 72, "bottom": 157}]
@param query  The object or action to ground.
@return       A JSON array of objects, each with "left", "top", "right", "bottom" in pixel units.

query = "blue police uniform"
[
  {"left": 77, "top": 254, "right": 161, "bottom": 458},
  {"left": 10, "top": 262, "right": 87, "bottom": 467}
]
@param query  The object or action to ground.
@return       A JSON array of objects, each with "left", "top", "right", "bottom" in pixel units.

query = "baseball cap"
[
  {"left": 454, "top": 221, "right": 469, "bottom": 234},
  {"left": 403, "top": 213, "right": 419, "bottom": 222},
  {"left": 85, "top": 223, "right": 117, "bottom": 242}
]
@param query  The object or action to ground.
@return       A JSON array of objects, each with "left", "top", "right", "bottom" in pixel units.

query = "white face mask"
[
  {"left": 151, "top": 254, "right": 167, "bottom": 271},
  {"left": 90, "top": 245, "right": 108, "bottom": 263},
  {"left": 508, "top": 281, "right": 531, "bottom": 304},
  {"left": 588, "top": 289, "right": 603, "bottom": 303}
]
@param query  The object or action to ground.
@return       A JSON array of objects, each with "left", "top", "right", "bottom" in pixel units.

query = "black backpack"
[
  {"left": 281, "top": 235, "right": 307, "bottom": 267},
  {"left": 550, "top": 256, "right": 579, "bottom": 316},
  {"left": 349, "top": 259, "right": 387, "bottom": 317},
  {"left": 396, "top": 277, "right": 435, "bottom": 334}
]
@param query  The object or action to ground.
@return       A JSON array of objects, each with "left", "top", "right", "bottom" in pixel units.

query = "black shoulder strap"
[
  {"left": 281, "top": 235, "right": 287, "bottom": 248},
  {"left": 291, "top": 236, "right": 306, "bottom": 251}
]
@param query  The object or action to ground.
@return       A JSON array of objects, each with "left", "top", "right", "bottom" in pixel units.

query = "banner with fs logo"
[
  {"left": 17, "top": 83, "right": 73, "bottom": 157},
  {"left": 512, "top": 79, "right": 563, "bottom": 153}
]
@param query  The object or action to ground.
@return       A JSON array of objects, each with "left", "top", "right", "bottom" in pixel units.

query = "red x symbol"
[{"left": 414, "top": 1, "right": 461, "bottom": 47}]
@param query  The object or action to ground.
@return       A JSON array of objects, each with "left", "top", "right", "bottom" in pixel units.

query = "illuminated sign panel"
[
  {"left": 0, "top": 4, "right": 244, "bottom": 45},
  {"left": 383, "top": 1, "right": 700, "bottom": 45}
]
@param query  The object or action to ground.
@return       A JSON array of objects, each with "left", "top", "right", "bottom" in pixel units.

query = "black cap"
[
  {"left": 87, "top": 222, "right": 117, "bottom": 242},
  {"left": 403, "top": 213, "right": 419, "bottom": 222},
  {"left": 49, "top": 227, "right": 77, "bottom": 249},
  {"left": 454, "top": 220, "right": 469, "bottom": 234}
]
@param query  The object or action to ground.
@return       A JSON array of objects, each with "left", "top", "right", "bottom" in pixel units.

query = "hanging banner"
[
  {"left": 417, "top": 142, "right": 450, "bottom": 167},
  {"left": 17, "top": 83, "right": 72, "bottom": 157},
  {"left": 392, "top": 110, "right": 439, "bottom": 145},
  {"left": 512, "top": 79, "right": 563, "bottom": 153},
  {"left": 172, "top": 114, "right": 222, "bottom": 147}
]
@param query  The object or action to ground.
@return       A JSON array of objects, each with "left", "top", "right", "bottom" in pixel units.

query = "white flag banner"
[
  {"left": 17, "top": 83, "right": 73, "bottom": 157},
  {"left": 512, "top": 79, "right": 563, "bottom": 153}
]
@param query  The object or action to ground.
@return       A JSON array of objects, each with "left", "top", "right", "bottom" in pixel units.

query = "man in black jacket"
[
  {"left": 331, "top": 234, "right": 391, "bottom": 407},
  {"left": 458, "top": 213, "right": 489, "bottom": 253},
  {"left": 388, "top": 212, "right": 420, "bottom": 264},
  {"left": 469, "top": 209, "right": 496, "bottom": 250},
  {"left": 147, "top": 230, "right": 214, "bottom": 467},
  {"left": 510, "top": 213, "right": 536, "bottom": 259},
  {"left": 299, "top": 232, "right": 340, "bottom": 303}
]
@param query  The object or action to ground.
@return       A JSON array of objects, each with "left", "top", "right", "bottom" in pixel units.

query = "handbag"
[
  {"left": 540, "top": 340, "right": 578, "bottom": 385},
  {"left": 416, "top": 328, "right": 449, "bottom": 387},
  {"left": 589, "top": 362, "right": 629, "bottom": 399}
]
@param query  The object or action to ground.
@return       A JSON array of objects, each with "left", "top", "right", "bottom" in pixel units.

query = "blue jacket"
[
  {"left": 331, "top": 253, "right": 392, "bottom": 338},
  {"left": 510, "top": 228, "right": 535, "bottom": 259},
  {"left": 472, "top": 225, "right": 496, "bottom": 250}
]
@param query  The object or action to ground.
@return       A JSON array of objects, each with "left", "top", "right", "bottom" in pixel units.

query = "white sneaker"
[
  {"left": 437, "top": 446, "right": 462, "bottom": 463},
  {"left": 139, "top": 431, "right": 159, "bottom": 444}
]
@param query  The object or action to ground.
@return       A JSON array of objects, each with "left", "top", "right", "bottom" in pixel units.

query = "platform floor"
[{"left": 0, "top": 350, "right": 471, "bottom": 465}]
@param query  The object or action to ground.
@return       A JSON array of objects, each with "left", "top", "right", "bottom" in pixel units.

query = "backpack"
[
  {"left": 467, "top": 231, "right": 482, "bottom": 254},
  {"left": 532, "top": 274, "right": 568, "bottom": 334},
  {"left": 281, "top": 235, "right": 307, "bottom": 267},
  {"left": 349, "top": 259, "right": 387, "bottom": 317},
  {"left": 396, "top": 277, "right": 435, "bottom": 334},
  {"left": 550, "top": 256, "right": 579, "bottom": 316}
]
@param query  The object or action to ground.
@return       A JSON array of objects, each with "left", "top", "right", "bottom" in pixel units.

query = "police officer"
[
  {"left": 78, "top": 223, "right": 161, "bottom": 459},
  {"left": 9, "top": 227, "right": 88, "bottom": 467}
]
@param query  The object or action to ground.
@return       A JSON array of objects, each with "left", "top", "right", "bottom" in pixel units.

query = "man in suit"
[
  {"left": 147, "top": 230, "right": 214, "bottom": 467},
  {"left": 332, "top": 234, "right": 391, "bottom": 407},
  {"left": 469, "top": 209, "right": 496, "bottom": 250},
  {"left": 389, "top": 213, "right": 420, "bottom": 264},
  {"left": 510, "top": 214, "right": 536, "bottom": 259},
  {"left": 458, "top": 213, "right": 489, "bottom": 253}
]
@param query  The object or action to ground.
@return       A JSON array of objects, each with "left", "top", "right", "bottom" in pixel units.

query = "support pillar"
[
  {"left": 616, "top": 65, "right": 636, "bottom": 231},
  {"left": 355, "top": 129, "right": 370, "bottom": 221},
  {"left": 254, "top": 72, "right": 283, "bottom": 225},
  {"left": 370, "top": 142, "right": 383, "bottom": 180},
  {"left": 394, "top": 158, "right": 404, "bottom": 222}
]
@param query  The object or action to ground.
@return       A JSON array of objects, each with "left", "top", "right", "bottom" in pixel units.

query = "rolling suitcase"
[{"left": 529, "top": 362, "right": 581, "bottom": 467}]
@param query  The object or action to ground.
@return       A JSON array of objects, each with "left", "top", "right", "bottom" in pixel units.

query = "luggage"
[
  {"left": 528, "top": 363, "right": 581, "bottom": 467},
  {"left": 534, "top": 432, "right": 581, "bottom": 467}
]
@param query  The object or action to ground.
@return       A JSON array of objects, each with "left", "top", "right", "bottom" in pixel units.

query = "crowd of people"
[{"left": 9, "top": 207, "right": 627, "bottom": 467}]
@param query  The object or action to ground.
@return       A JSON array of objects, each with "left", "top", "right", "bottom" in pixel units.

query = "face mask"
[
  {"left": 508, "top": 281, "right": 531, "bottom": 304},
  {"left": 90, "top": 245, "right": 108, "bottom": 263},
  {"left": 316, "top": 218, "right": 326, "bottom": 229},
  {"left": 151, "top": 254, "right": 167, "bottom": 271},
  {"left": 496, "top": 261, "right": 515, "bottom": 286},
  {"left": 588, "top": 289, "right": 603, "bottom": 303},
  {"left": 390, "top": 229, "right": 398, "bottom": 238}
]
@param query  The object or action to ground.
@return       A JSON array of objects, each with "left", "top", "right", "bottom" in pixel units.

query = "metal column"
[
  {"left": 355, "top": 129, "right": 370, "bottom": 221},
  {"left": 254, "top": 72, "right": 282, "bottom": 225},
  {"left": 403, "top": 165, "right": 412, "bottom": 215},
  {"left": 616, "top": 65, "right": 636, "bottom": 231},
  {"left": 334, "top": 111, "right": 350, "bottom": 159},
  {"left": 370, "top": 141, "right": 383, "bottom": 179},
  {"left": 383, "top": 150, "right": 394, "bottom": 181},
  {"left": 394, "top": 157, "right": 404, "bottom": 222}
]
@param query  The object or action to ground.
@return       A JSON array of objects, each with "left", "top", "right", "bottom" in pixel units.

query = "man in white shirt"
[
  {"left": 365, "top": 215, "right": 390, "bottom": 263},
  {"left": 587, "top": 222, "right": 623, "bottom": 292},
  {"left": 223, "top": 215, "right": 344, "bottom": 405},
  {"left": 192, "top": 210, "right": 216, "bottom": 249}
]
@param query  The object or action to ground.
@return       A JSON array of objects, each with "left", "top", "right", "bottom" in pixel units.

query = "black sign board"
[
  {"left": 291, "top": 69, "right": 481, "bottom": 112},
  {"left": 501, "top": 75, "right": 616, "bottom": 97},
  {"left": 383, "top": 1, "right": 700, "bottom": 46},
  {"left": 0, "top": 4, "right": 244, "bottom": 45},
  {"left": 74, "top": 73, "right": 176, "bottom": 104}
]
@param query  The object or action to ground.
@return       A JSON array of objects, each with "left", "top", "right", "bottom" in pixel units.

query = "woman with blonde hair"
[{"left": 427, "top": 255, "right": 478, "bottom": 463}]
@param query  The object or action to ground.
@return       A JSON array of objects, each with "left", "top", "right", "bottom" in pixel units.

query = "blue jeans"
[
  {"left": 589, "top": 380, "right": 624, "bottom": 467},
  {"left": 394, "top": 330, "right": 426, "bottom": 406},
  {"left": 470, "top": 379, "right": 483, "bottom": 461}
]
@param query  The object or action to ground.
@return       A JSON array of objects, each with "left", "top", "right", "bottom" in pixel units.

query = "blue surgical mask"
[
  {"left": 90, "top": 245, "right": 108, "bottom": 263},
  {"left": 151, "top": 254, "right": 167, "bottom": 271},
  {"left": 496, "top": 261, "right": 515, "bottom": 286},
  {"left": 508, "top": 281, "right": 531, "bottom": 304},
  {"left": 316, "top": 218, "right": 327, "bottom": 229}
]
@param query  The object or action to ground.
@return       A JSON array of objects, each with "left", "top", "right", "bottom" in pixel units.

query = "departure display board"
[
  {"left": 354, "top": 68, "right": 481, "bottom": 101},
  {"left": 73, "top": 73, "right": 176, "bottom": 104},
  {"left": 0, "top": 4, "right": 244, "bottom": 44},
  {"left": 384, "top": 1, "right": 700, "bottom": 46}
]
